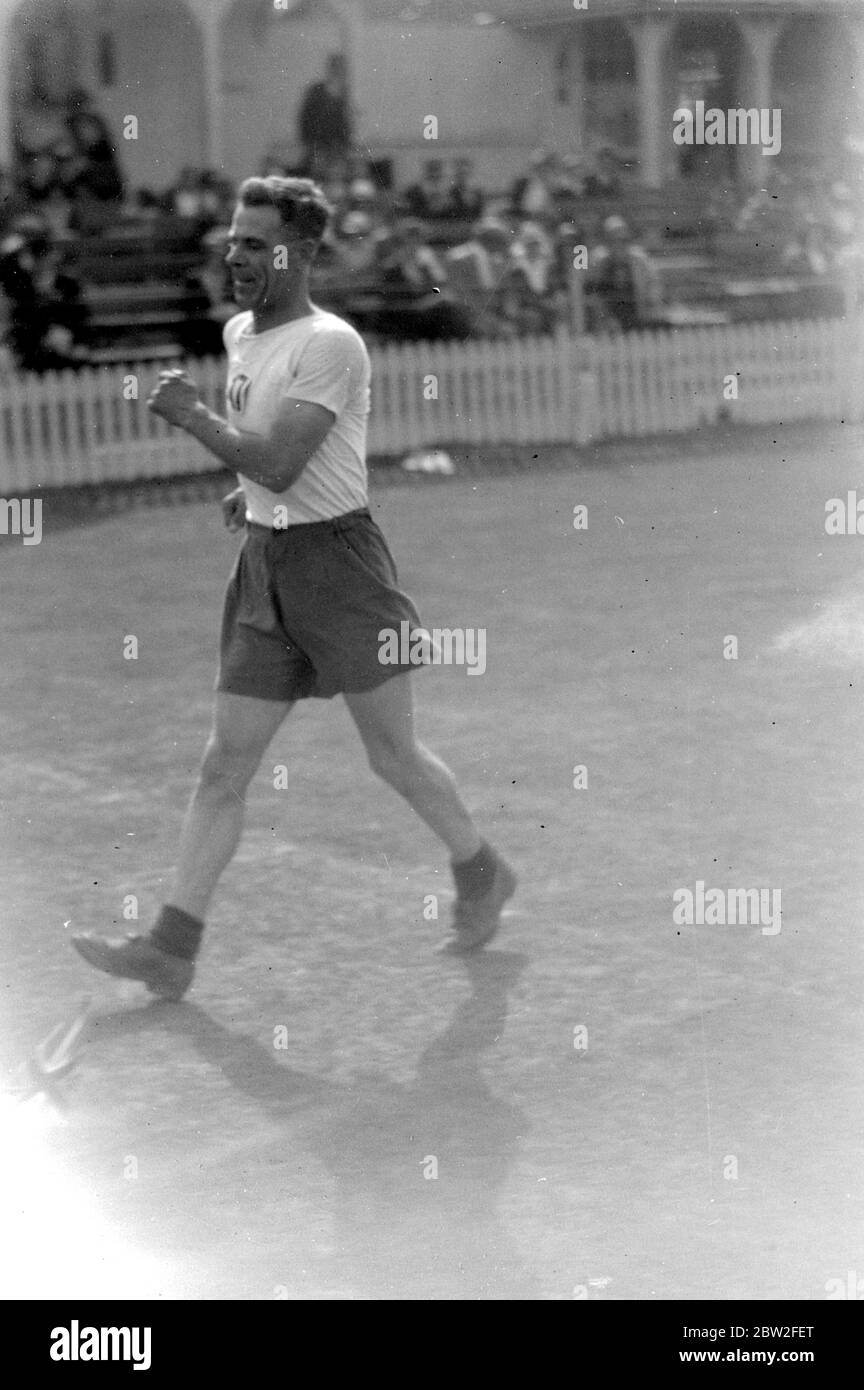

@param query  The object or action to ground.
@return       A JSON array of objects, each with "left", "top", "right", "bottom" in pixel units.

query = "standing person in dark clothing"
[
  {"left": 63, "top": 110, "right": 124, "bottom": 233},
  {"left": 297, "top": 54, "right": 353, "bottom": 183}
]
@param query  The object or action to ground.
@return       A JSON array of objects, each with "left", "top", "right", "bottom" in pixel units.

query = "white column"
[
  {"left": 627, "top": 16, "right": 672, "bottom": 189},
  {"left": 188, "top": 0, "right": 232, "bottom": 174},
  {"left": 739, "top": 17, "right": 782, "bottom": 182},
  {"left": 0, "top": 0, "right": 16, "bottom": 168}
]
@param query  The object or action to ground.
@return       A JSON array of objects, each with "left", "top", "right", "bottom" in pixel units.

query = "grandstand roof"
[{"left": 362, "top": 0, "right": 862, "bottom": 25}]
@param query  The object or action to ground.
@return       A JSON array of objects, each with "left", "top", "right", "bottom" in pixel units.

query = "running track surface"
[{"left": 1, "top": 423, "right": 862, "bottom": 1300}]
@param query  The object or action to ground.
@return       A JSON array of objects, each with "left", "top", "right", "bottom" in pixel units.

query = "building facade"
[{"left": 0, "top": 0, "right": 860, "bottom": 192}]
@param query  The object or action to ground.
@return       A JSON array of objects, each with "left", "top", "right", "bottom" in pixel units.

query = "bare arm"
[{"left": 148, "top": 370, "right": 335, "bottom": 493}]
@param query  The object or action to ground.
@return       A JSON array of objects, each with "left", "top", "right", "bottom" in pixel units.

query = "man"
[
  {"left": 445, "top": 158, "right": 484, "bottom": 222},
  {"left": 71, "top": 176, "right": 516, "bottom": 1000},
  {"left": 510, "top": 150, "right": 558, "bottom": 226},
  {"left": 297, "top": 55, "right": 352, "bottom": 183},
  {"left": 587, "top": 215, "right": 662, "bottom": 334},
  {"left": 400, "top": 159, "right": 450, "bottom": 220},
  {"left": 445, "top": 218, "right": 515, "bottom": 338}
]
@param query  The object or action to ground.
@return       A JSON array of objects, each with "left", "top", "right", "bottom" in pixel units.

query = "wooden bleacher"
[
  {"left": 60, "top": 218, "right": 208, "bottom": 361},
  {"left": 56, "top": 183, "right": 848, "bottom": 363}
]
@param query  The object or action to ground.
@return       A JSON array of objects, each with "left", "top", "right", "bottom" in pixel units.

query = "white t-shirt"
[{"left": 223, "top": 308, "right": 371, "bottom": 526}]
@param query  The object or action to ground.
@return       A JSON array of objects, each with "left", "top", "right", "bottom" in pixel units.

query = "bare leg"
[
  {"left": 169, "top": 692, "right": 293, "bottom": 920},
  {"left": 344, "top": 674, "right": 482, "bottom": 861}
]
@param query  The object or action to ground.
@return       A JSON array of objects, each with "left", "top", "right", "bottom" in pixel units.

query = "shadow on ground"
[{"left": 85, "top": 950, "right": 539, "bottom": 1299}]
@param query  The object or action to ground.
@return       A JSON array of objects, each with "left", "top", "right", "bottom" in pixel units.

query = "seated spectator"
[
  {"left": 501, "top": 222, "right": 566, "bottom": 336},
  {"left": 826, "top": 182, "right": 856, "bottom": 261},
  {"left": 445, "top": 158, "right": 484, "bottom": 221},
  {"left": 551, "top": 154, "right": 584, "bottom": 224},
  {"left": 510, "top": 149, "right": 559, "bottom": 224},
  {"left": 445, "top": 217, "right": 515, "bottom": 337},
  {"left": 131, "top": 187, "right": 166, "bottom": 229},
  {"left": 11, "top": 152, "right": 69, "bottom": 239},
  {"left": 344, "top": 177, "right": 389, "bottom": 233},
  {"left": 378, "top": 218, "right": 446, "bottom": 291},
  {"left": 19, "top": 151, "right": 62, "bottom": 209},
  {"left": 586, "top": 215, "right": 662, "bottom": 332},
  {"left": 332, "top": 210, "right": 380, "bottom": 276},
  {"left": 582, "top": 147, "right": 621, "bottom": 198},
  {"left": 172, "top": 167, "right": 228, "bottom": 235},
  {"left": 781, "top": 199, "right": 829, "bottom": 277},
  {"left": 173, "top": 166, "right": 205, "bottom": 220},
  {"left": 0, "top": 217, "right": 89, "bottom": 372},
  {"left": 401, "top": 159, "right": 451, "bottom": 219},
  {"left": 367, "top": 219, "right": 465, "bottom": 341}
]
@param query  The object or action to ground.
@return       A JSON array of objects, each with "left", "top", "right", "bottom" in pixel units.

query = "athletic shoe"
[
  {"left": 70, "top": 932, "right": 193, "bottom": 1001},
  {"left": 438, "top": 852, "right": 517, "bottom": 954}
]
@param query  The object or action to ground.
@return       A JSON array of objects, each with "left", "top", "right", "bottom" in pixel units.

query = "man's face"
[{"left": 225, "top": 203, "right": 308, "bottom": 317}]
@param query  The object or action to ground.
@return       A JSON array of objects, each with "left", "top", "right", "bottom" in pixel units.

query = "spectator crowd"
[{"left": 1, "top": 61, "right": 861, "bottom": 373}]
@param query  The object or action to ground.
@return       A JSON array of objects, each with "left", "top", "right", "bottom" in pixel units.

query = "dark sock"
[
  {"left": 149, "top": 904, "right": 204, "bottom": 960},
  {"left": 452, "top": 842, "right": 497, "bottom": 899}
]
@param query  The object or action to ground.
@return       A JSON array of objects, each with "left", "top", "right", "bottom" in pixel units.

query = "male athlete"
[{"left": 72, "top": 176, "right": 516, "bottom": 1000}]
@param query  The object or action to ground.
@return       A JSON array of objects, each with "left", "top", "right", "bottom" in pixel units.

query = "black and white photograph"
[{"left": 0, "top": 0, "right": 862, "bottom": 1330}]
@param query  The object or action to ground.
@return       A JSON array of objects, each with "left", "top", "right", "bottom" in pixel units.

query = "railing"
[{"left": 1, "top": 317, "right": 861, "bottom": 493}]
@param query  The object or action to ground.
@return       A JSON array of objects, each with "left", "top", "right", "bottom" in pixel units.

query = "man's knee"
[
  {"left": 198, "top": 733, "right": 262, "bottom": 795},
  {"left": 367, "top": 737, "right": 424, "bottom": 791}
]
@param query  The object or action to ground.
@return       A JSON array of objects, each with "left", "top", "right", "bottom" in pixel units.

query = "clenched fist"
[{"left": 147, "top": 368, "right": 200, "bottom": 427}]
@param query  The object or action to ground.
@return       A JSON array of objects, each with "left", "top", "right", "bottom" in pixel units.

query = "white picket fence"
[{"left": 0, "top": 316, "right": 861, "bottom": 493}]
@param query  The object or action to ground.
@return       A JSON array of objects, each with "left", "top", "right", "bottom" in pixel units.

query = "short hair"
[{"left": 238, "top": 176, "right": 332, "bottom": 250}]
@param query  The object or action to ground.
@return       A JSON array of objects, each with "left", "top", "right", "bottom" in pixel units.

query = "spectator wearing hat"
[
  {"left": 445, "top": 218, "right": 515, "bottom": 337},
  {"left": 583, "top": 147, "right": 622, "bottom": 199},
  {"left": 333, "top": 209, "right": 379, "bottom": 276},
  {"left": 379, "top": 218, "right": 446, "bottom": 293},
  {"left": 344, "top": 177, "right": 389, "bottom": 235},
  {"left": 370, "top": 219, "right": 466, "bottom": 341},
  {"left": 401, "top": 160, "right": 451, "bottom": 220},
  {"left": 510, "top": 150, "right": 559, "bottom": 225},
  {"left": 501, "top": 221, "right": 566, "bottom": 336},
  {"left": 587, "top": 215, "right": 662, "bottom": 333}
]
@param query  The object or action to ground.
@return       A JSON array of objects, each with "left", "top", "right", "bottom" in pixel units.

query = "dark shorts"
[{"left": 216, "top": 508, "right": 423, "bottom": 702}]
